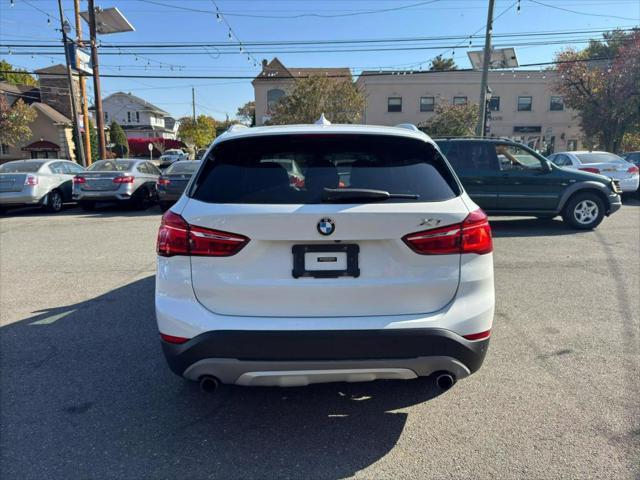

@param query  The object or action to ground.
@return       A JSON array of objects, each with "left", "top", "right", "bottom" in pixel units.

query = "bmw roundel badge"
[{"left": 317, "top": 218, "right": 335, "bottom": 236}]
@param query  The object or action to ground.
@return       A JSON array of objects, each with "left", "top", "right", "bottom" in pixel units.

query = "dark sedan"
[{"left": 157, "top": 160, "right": 201, "bottom": 211}]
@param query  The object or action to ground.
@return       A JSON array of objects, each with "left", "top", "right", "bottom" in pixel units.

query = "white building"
[{"left": 99, "top": 92, "right": 178, "bottom": 139}]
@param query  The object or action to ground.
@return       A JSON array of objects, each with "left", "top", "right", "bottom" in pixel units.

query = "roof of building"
[
  {"left": 22, "top": 140, "right": 60, "bottom": 151},
  {"left": 34, "top": 64, "right": 68, "bottom": 75},
  {"left": 254, "top": 58, "right": 351, "bottom": 82},
  {"left": 102, "top": 91, "right": 169, "bottom": 115},
  {"left": 0, "top": 81, "right": 41, "bottom": 103},
  {"left": 32, "top": 102, "right": 71, "bottom": 124}
]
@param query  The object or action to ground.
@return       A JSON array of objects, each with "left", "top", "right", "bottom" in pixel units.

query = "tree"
[
  {"left": 429, "top": 55, "right": 458, "bottom": 71},
  {"left": 555, "top": 30, "right": 640, "bottom": 152},
  {"left": 177, "top": 115, "right": 217, "bottom": 148},
  {"left": 420, "top": 102, "right": 479, "bottom": 137},
  {"left": 109, "top": 120, "right": 129, "bottom": 158},
  {"left": 236, "top": 101, "right": 255, "bottom": 126},
  {"left": 0, "top": 96, "right": 37, "bottom": 146},
  {"left": 0, "top": 60, "right": 38, "bottom": 86},
  {"left": 268, "top": 75, "right": 366, "bottom": 125}
]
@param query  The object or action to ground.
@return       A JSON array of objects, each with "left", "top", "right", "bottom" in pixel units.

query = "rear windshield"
[
  {"left": 575, "top": 153, "right": 625, "bottom": 164},
  {"left": 191, "top": 134, "right": 460, "bottom": 204},
  {"left": 165, "top": 161, "right": 201, "bottom": 174},
  {"left": 0, "top": 162, "right": 45, "bottom": 173},
  {"left": 87, "top": 160, "right": 134, "bottom": 172}
]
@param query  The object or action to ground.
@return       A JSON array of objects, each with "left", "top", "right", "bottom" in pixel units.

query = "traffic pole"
[
  {"left": 73, "top": 0, "right": 92, "bottom": 165},
  {"left": 87, "top": 0, "right": 107, "bottom": 159},
  {"left": 57, "top": 0, "right": 85, "bottom": 166},
  {"left": 475, "top": 0, "right": 495, "bottom": 137}
]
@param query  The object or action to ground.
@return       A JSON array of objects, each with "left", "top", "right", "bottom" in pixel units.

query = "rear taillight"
[
  {"left": 402, "top": 209, "right": 492, "bottom": 255},
  {"left": 113, "top": 175, "right": 135, "bottom": 184},
  {"left": 24, "top": 174, "right": 38, "bottom": 186},
  {"left": 463, "top": 329, "right": 491, "bottom": 341},
  {"left": 72, "top": 175, "right": 86, "bottom": 184},
  {"left": 628, "top": 165, "right": 639, "bottom": 174},
  {"left": 157, "top": 210, "right": 249, "bottom": 257},
  {"left": 157, "top": 177, "right": 171, "bottom": 186},
  {"left": 579, "top": 167, "right": 601, "bottom": 174}
]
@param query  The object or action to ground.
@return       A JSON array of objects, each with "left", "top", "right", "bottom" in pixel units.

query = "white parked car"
[
  {"left": 548, "top": 151, "right": 640, "bottom": 192},
  {"left": 155, "top": 122, "right": 494, "bottom": 393},
  {"left": 155, "top": 149, "right": 187, "bottom": 167}
]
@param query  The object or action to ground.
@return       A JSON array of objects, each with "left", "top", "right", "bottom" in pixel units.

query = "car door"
[
  {"left": 439, "top": 141, "right": 500, "bottom": 211},
  {"left": 59, "top": 162, "right": 84, "bottom": 200},
  {"left": 495, "top": 143, "right": 563, "bottom": 211}
]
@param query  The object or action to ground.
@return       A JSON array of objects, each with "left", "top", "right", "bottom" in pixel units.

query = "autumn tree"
[
  {"left": 555, "top": 30, "right": 640, "bottom": 152},
  {"left": 420, "top": 102, "right": 479, "bottom": 137},
  {"left": 236, "top": 100, "right": 255, "bottom": 126},
  {"left": 109, "top": 120, "right": 129, "bottom": 157},
  {"left": 178, "top": 115, "right": 217, "bottom": 148},
  {"left": 429, "top": 55, "right": 458, "bottom": 71},
  {"left": 0, "top": 96, "right": 37, "bottom": 146},
  {"left": 268, "top": 75, "right": 366, "bottom": 125},
  {"left": 0, "top": 60, "right": 38, "bottom": 86}
]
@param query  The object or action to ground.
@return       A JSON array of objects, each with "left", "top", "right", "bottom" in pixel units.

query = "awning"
[{"left": 22, "top": 140, "right": 60, "bottom": 152}]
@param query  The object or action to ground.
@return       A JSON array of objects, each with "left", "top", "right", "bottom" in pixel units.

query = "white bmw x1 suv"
[{"left": 155, "top": 122, "right": 494, "bottom": 392}]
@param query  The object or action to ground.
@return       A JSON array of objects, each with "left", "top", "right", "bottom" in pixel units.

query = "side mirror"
[{"left": 542, "top": 161, "right": 553, "bottom": 172}]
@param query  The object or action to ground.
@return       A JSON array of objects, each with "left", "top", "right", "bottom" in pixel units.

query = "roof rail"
[
  {"left": 394, "top": 123, "right": 421, "bottom": 132},
  {"left": 433, "top": 135, "right": 513, "bottom": 142},
  {"left": 226, "top": 124, "right": 249, "bottom": 133}
]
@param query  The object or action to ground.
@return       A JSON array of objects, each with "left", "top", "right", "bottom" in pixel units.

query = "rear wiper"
[{"left": 321, "top": 188, "right": 419, "bottom": 202}]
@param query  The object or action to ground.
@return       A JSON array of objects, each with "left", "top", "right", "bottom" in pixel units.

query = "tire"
[
  {"left": 45, "top": 190, "right": 64, "bottom": 213},
  {"left": 79, "top": 201, "right": 95, "bottom": 211},
  {"left": 131, "top": 187, "right": 153, "bottom": 210},
  {"left": 561, "top": 192, "right": 605, "bottom": 230}
]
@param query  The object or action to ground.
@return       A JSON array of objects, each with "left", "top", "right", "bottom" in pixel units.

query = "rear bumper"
[
  {"left": 161, "top": 329, "right": 490, "bottom": 384},
  {"left": 73, "top": 190, "right": 132, "bottom": 202},
  {"left": 0, "top": 191, "right": 44, "bottom": 206},
  {"left": 618, "top": 175, "right": 639, "bottom": 192}
]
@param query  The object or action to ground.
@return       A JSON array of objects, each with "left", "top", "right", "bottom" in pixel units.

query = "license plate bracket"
[{"left": 292, "top": 244, "right": 360, "bottom": 279}]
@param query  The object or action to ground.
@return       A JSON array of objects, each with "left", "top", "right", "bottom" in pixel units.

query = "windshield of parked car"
[
  {"left": 575, "top": 153, "right": 626, "bottom": 164},
  {"left": 191, "top": 134, "right": 460, "bottom": 204},
  {"left": 0, "top": 161, "right": 45, "bottom": 173},
  {"left": 164, "top": 161, "right": 201, "bottom": 174},
  {"left": 87, "top": 160, "right": 134, "bottom": 172},
  {"left": 163, "top": 149, "right": 183, "bottom": 156}
]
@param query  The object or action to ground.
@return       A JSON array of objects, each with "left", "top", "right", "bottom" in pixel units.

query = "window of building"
[
  {"left": 104, "top": 112, "right": 109, "bottom": 122},
  {"left": 0, "top": 144, "right": 9, "bottom": 155},
  {"left": 420, "top": 96, "right": 434, "bottom": 112},
  {"left": 550, "top": 96, "right": 564, "bottom": 111},
  {"left": 453, "top": 96, "right": 467, "bottom": 106},
  {"left": 488, "top": 96, "right": 500, "bottom": 111},
  {"left": 127, "top": 112, "right": 131, "bottom": 122},
  {"left": 267, "top": 89, "right": 286, "bottom": 112},
  {"left": 136, "top": 111, "right": 140, "bottom": 123},
  {"left": 387, "top": 97, "right": 402, "bottom": 112},
  {"left": 517, "top": 96, "right": 533, "bottom": 111}
]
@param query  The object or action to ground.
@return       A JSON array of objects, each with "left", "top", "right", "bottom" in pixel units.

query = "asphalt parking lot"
[{"left": 1, "top": 199, "right": 639, "bottom": 480}]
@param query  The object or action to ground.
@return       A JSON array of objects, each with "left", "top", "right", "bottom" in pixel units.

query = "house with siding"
[{"left": 99, "top": 92, "right": 178, "bottom": 139}]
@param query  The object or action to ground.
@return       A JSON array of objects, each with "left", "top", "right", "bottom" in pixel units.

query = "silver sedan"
[
  {"left": 0, "top": 159, "right": 85, "bottom": 213},
  {"left": 72, "top": 159, "right": 161, "bottom": 210}
]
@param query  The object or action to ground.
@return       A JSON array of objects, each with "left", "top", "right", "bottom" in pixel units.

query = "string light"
[
  {"left": 47, "top": 17, "right": 51, "bottom": 25},
  {"left": 517, "top": 0, "right": 521, "bottom": 14},
  {"left": 228, "top": 30, "right": 232, "bottom": 40},
  {"left": 10, "top": 0, "right": 15, "bottom": 7}
]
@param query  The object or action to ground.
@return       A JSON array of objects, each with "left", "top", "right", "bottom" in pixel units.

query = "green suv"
[{"left": 436, "top": 138, "right": 622, "bottom": 230}]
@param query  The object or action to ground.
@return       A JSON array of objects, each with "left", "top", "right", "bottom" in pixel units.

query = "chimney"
[
  {"left": 262, "top": 59, "right": 268, "bottom": 70},
  {"left": 35, "top": 64, "right": 80, "bottom": 121}
]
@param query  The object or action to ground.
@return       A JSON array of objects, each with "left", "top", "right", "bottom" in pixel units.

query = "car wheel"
[
  {"left": 79, "top": 201, "right": 95, "bottom": 211},
  {"left": 562, "top": 192, "right": 605, "bottom": 230},
  {"left": 132, "top": 187, "right": 152, "bottom": 210},
  {"left": 45, "top": 190, "right": 64, "bottom": 213}
]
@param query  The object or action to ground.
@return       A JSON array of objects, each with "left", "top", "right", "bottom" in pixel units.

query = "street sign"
[
  {"left": 66, "top": 44, "right": 92, "bottom": 74},
  {"left": 148, "top": 143, "right": 153, "bottom": 151}
]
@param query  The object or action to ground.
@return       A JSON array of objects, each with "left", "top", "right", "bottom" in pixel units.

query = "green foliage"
[
  {"left": 268, "top": 75, "right": 366, "bottom": 125},
  {"left": 0, "top": 96, "right": 37, "bottom": 146},
  {"left": 429, "top": 55, "right": 458, "bottom": 71},
  {"left": 420, "top": 102, "right": 479, "bottom": 138},
  {"left": 555, "top": 30, "right": 640, "bottom": 151},
  {"left": 236, "top": 101, "right": 256, "bottom": 126},
  {"left": 109, "top": 120, "right": 129, "bottom": 158},
  {"left": 178, "top": 115, "right": 217, "bottom": 148},
  {"left": 215, "top": 118, "right": 240, "bottom": 137},
  {"left": 0, "top": 60, "right": 38, "bottom": 86}
]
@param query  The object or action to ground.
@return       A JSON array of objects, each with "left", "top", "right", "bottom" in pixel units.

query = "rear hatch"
[
  {"left": 181, "top": 133, "right": 468, "bottom": 318},
  {"left": 0, "top": 174, "right": 28, "bottom": 192}
]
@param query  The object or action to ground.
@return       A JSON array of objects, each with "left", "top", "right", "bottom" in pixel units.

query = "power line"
[{"left": 527, "top": 0, "right": 639, "bottom": 21}]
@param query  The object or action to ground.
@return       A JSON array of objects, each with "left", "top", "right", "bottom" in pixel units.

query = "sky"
[{"left": 0, "top": 0, "right": 638, "bottom": 121}]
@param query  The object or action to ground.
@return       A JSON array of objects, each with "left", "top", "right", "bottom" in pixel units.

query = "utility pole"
[
  {"left": 87, "top": 0, "right": 107, "bottom": 159},
  {"left": 57, "top": 0, "right": 85, "bottom": 166},
  {"left": 73, "top": 0, "right": 92, "bottom": 165},
  {"left": 192, "top": 87, "right": 196, "bottom": 121},
  {"left": 475, "top": 0, "right": 495, "bottom": 137}
]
